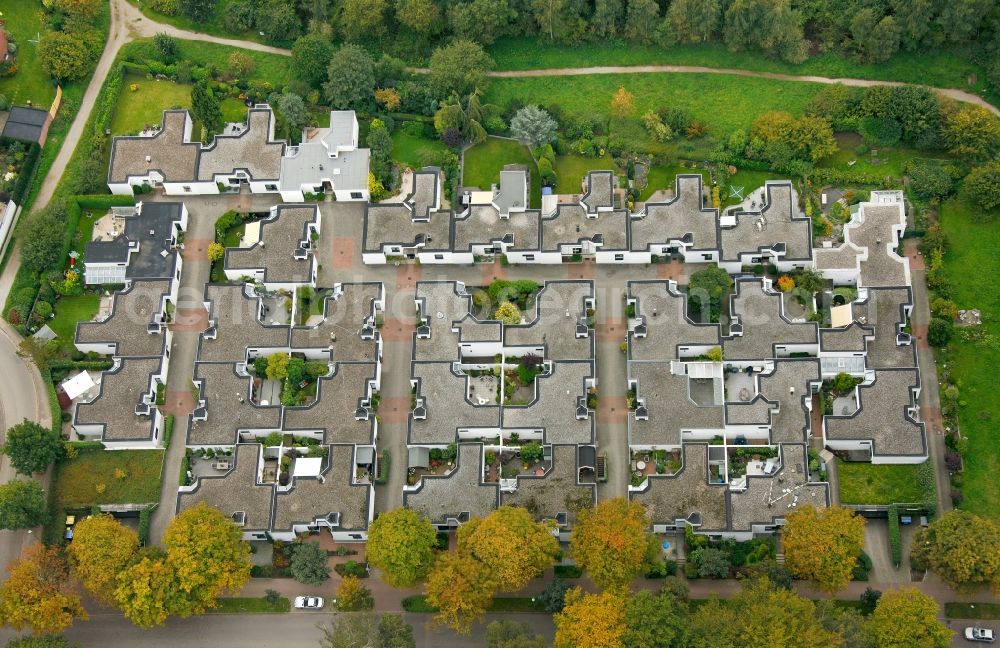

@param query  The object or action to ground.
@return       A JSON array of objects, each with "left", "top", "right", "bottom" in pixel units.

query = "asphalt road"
[{"left": 0, "top": 611, "right": 554, "bottom": 648}]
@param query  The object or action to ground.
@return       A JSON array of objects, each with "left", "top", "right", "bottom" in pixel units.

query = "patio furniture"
[
  {"left": 213, "top": 460, "right": 232, "bottom": 470},
  {"left": 636, "top": 461, "right": 647, "bottom": 471}
]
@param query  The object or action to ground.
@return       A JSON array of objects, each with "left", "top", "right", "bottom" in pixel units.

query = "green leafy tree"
[
  {"left": 227, "top": 51, "right": 255, "bottom": 78},
  {"left": 622, "top": 587, "right": 689, "bottom": 648},
  {"left": 178, "top": 0, "right": 218, "bottom": 21},
  {"left": 687, "top": 265, "right": 733, "bottom": 323},
  {"left": 457, "top": 505, "right": 560, "bottom": 592},
  {"left": 190, "top": 81, "right": 222, "bottom": 136},
  {"left": 448, "top": 0, "right": 514, "bottom": 46},
  {"left": 153, "top": 33, "right": 180, "bottom": 63},
  {"left": 911, "top": 510, "right": 1000, "bottom": 592},
  {"left": 850, "top": 10, "right": 900, "bottom": 64},
  {"left": 509, "top": 105, "right": 558, "bottom": 149},
  {"left": 255, "top": 0, "right": 301, "bottom": 43},
  {"left": 395, "top": 0, "right": 441, "bottom": 37},
  {"left": 18, "top": 203, "right": 67, "bottom": 272},
  {"left": 428, "top": 40, "right": 493, "bottom": 99},
  {"left": 266, "top": 353, "right": 290, "bottom": 380},
  {"left": 291, "top": 34, "right": 335, "bottom": 88},
  {"left": 907, "top": 160, "right": 955, "bottom": 200},
  {"left": 324, "top": 44, "right": 376, "bottom": 109},
  {"left": 782, "top": 505, "right": 865, "bottom": 592},
  {"left": 889, "top": 0, "right": 935, "bottom": 49},
  {"left": 319, "top": 613, "right": 415, "bottom": 648},
  {"left": 38, "top": 32, "right": 93, "bottom": 81},
  {"left": 666, "top": 0, "right": 721, "bottom": 43},
  {"left": 623, "top": 0, "right": 660, "bottom": 44},
  {"left": 962, "top": 161, "right": 1000, "bottom": 212},
  {"left": 942, "top": 104, "right": 1000, "bottom": 162},
  {"left": 339, "top": 0, "right": 388, "bottom": 40},
  {"left": 867, "top": 588, "right": 951, "bottom": 647},
  {"left": 0, "top": 480, "right": 48, "bottom": 529},
  {"left": 66, "top": 514, "right": 140, "bottom": 605},
  {"left": 366, "top": 508, "right": 437, "bottom": 587},
  {"left": 570, "top": 498, "right": 649, "bottom": 590},
  {"left": 591, "top": 0, "right": 624, "bottom": 37},
  {"left": 688, "top": 577, "right": 841, "bottom": 647},
  {"left": 377, "top": 614, "right": 416, "bottom": 648},
  {"left": 690, "top": 546, "right": 730, "bottom": 579},
  {"left": 724, "top": 0, "right": 808, "bottom": 63},
  {"left": 486, "top": 620, "right": 548, "bottom": 648},
  {"left": 289, "top": 541, "right": 330, "bottom": 585},
  {"left": 3, "top": 419, "right": 63, "bottom": 475},
  {"left": 274, "top": 92, "right": 309, "bottom": 139}
]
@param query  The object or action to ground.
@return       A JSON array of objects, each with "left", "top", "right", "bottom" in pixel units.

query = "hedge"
[
  {"left": 887, "top": 504, "right": 902, "bottom": 567},
  {"left": 163, "top": 414, "right": 175, "bottom": 449},
  {"left": 64, "top": 440, "right": 106, "bottom": 453},
  {"left": 138, "top": 503, "right": 157, "bottom": 545},
  {"left": 1, "top": 138, "right": 43, "bottom": 206},
  {"left": 554, "top": 564, "right": 583, "bottom": 578},
  {"left": 375, "top": 449, "right": 390, "bottom": 485},
  {"left": 250, "top": 565, "right": 292, "bottom": 578}
]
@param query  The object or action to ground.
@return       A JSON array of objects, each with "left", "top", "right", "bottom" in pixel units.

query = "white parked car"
[
  {"left": 965, "top": 627, "right": 996, "bottom": 643},
  {"left": 294, "top": 596, "right": 324, "bottom": 609}
]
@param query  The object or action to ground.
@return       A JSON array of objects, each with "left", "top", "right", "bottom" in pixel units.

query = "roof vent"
[{"left": 232, "top": 511, "right": 246, "bottom": 526}]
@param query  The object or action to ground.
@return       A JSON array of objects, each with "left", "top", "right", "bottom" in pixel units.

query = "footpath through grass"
[
  {"left": 837, "top": 461, "right": 924, "bottom": 505},
  {"left": 486, "top": 38, "right": 995, "bottom": 103},
  {"left": 124, "top": 0, "right": 270, "bottom": 46},
  {"left": 939, "top": 198, "right": 1000, "bottom": 520}
]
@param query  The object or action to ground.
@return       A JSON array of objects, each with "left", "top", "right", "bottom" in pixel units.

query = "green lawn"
[
  {"left": 485, "top": 73, "right": 824, "bottom": 137},
  {"left": 837, "top": 460, "right": 923, "bottom": 505},
  {"left": 485, "top": 38, "right": 995, "bottom": 106},
  {"left": 120, "top": 39, "right": 293, "bottom": 87},
  {"left": 939, "top": 198, "right": 1000, "bottom": 520},
  {"left": 0, "top": 1, "right": 58, "bottom": 106},
  {"left": 553, "top": 154, "right": 616, "bottom": 194},
  {"left": 220, "top": 97, "right": 248, "bottom": 123},
  {"left": 945, "top": 602, "right": 1000, "bottom": 620},
  {"left": 640, "top": 164, "right": 707, "bottom": 201},
  {"left": 816, "top": 133, "right": 950, "bottom": 182},
  {"left": 391, "top": 129, "right": 448, "bottom": 169},
  {"left": 111, "top": 76, "right": 193, "bottom": 135},
  {"left": 53, "top": 449, "right": 165, "bottom": 509},
  {"left": 208, "top": 597, "right": 291, "bottom": 614},
  {"left": 463, "top": 137, "right": 541, "bottom": 208},
  {"left": 49, "top": 294, "right": 101, "bottom": 341}
]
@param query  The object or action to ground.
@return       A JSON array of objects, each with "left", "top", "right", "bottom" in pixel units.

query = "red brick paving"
[
  {"left": 331, "top": 236, "right": 355, "bottom": 269},
  {"left": 597, "top": 396, "right": 628, "bottom": 424},
  {"left": 395, "top": 265, "right": 422, "bottom": 290},
  {"left": 922, "top": 405, "right": 943, "bottom": 435},
  {"left": 904, "top": 240, "right": 925, "bottom": 270},
  {"left": 567, "top": 260, "right": 595, "bottom": 279},
  {"left": 380, "top": 318, "right": 415, "bottom": 342},
  {"left": 379, "top": 396, "right": 412, "bottom": 424},
  {"left": 163, "top": 389, "right": 196, "bottom": 418},
  {"left": 480, "top": 260, "right": 507, "bottom": 284},
  {"left": 912, "top": 324, "right": 929, "bottom": 349},
  {"left": 170, "top": 307, "right": 209, "bottom": 332},
  {"left": 181, "top": 238, "right": 212, "bottom": 261},
  {"left": 656, "top": 259, "right": 685, "bottom": 280},
  {"left": 597, "top": 316, "right": 626, "bottom": 342}
]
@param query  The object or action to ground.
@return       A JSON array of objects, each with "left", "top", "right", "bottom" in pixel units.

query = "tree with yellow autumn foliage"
[
  {"left": 570, "top": 498, "right": 649, "bottom": 590},
  {"left": 424, "top": 551, "right": 495, "bottom": 634},
  {"left": 782, "top": 505, "right": 864, "bottom": 592},
  {"left": 457, "top": 505, "right": 559, "bottom": 592},
  {"left": 554, "top": 587, "right": 627, "bottom": 648},
  {"left": 66, "top": 514, "right": 140, "bottom": 605},
  {"left": 867, "top": 588, "right": 951, "bottom": 648},
  {"left": 0, "top": 545, "right": 87, "bottom": 635}
]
